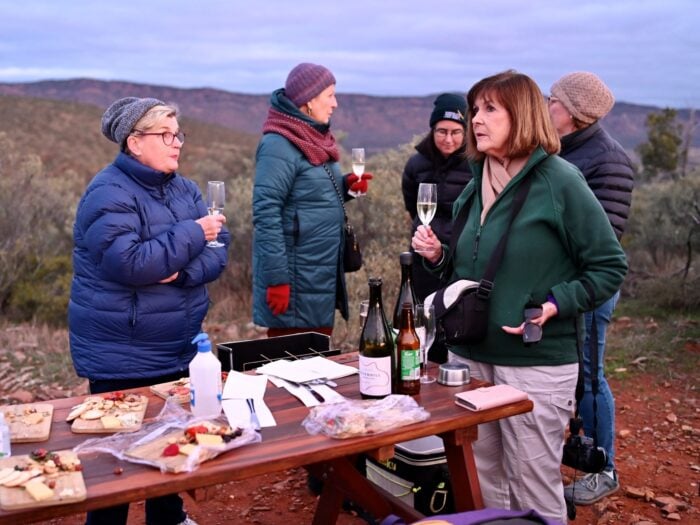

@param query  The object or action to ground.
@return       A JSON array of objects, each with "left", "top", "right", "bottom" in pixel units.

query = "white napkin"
[
  {"left": 222, "top": 371, "right": 276, "bottom": 427},
  {"left": 256, "top": 356, "right": 358, "bottom": 383}
]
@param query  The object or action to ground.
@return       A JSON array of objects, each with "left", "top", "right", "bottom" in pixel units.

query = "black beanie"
[{"left": 429, "top": 93, "right": 467, "bottom": 128}]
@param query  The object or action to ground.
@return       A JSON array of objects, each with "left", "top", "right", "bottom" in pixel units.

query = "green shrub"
[{"left": 7, "top": 255, "right": 73, "bottom": 325}]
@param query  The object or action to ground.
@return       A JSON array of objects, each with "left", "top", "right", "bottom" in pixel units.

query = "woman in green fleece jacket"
[{"left": 412, "top": 70, "right": 627, "bottom": 523}]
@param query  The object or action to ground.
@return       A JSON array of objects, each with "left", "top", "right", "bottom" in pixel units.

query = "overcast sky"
[{"left": 1, "top": 0, "right": 697, "bottom": 108}]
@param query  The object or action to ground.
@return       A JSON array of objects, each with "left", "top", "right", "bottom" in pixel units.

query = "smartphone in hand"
[{"left": 523, "top": 305, "right": 543, "bottom": 345}]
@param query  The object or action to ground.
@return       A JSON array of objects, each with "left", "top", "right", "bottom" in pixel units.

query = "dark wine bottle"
[
  {"left": 392, "top": 252, "right": 417, "bottom": 331},
  {"left": 396, "top": 302, "right": 421, "bottom": 395},
  {"left": 359, "top": 278, "right": 395, "bottom": 398}
]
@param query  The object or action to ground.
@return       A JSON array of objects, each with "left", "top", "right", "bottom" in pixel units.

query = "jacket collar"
[
  {"left": 560, "top": 121, "right": 601, "bottom": 155},
  {"left": 113, "top": 152, "right": 174, "bottom": 189}
]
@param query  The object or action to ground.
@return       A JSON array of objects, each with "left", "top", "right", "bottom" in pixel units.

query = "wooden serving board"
[
  {"left": 125, "top": 428, "right": 222, "bottom": 473},
  {"left": 71, "top": 395, "right": 149, "bottom": 434},
  {"left": 149, "top": 378, "right": 190, "bottom": 404},
  {"left": 0, "top": 450, "right": 86, "bottom": 511},
  {"left": 2, "top": 403, "right": 53, "bottom": 443}
]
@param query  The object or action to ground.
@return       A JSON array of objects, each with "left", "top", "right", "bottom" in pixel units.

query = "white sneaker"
[{"left": 177, "top": 517, "right": 198, "bottom": 525}]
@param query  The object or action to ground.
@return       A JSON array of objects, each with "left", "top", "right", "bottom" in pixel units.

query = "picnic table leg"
[
  {"left": 440, "top": 427, "right": 484, "bottom": 511},
  {"left": 307, "top": 455, "right": 423, "bottom": 525}
]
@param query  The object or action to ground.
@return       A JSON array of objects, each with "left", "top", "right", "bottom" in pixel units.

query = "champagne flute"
[
  {"left": 206, "top": 181, "right": 225, "bottom": 248},
  {"left": 348, "top": 148, "right": 366, "bottom": 198},
  {"left": 414, "top": 304, "right": 436, "bottom": 384},
  {"left": 415, "top": 183, "right": 437, "bottom": 255},
  {"left": 417, "top": 183, "right": 437, "bottom": 227}
]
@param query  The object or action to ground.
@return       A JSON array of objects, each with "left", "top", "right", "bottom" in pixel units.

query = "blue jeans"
[
  {"left": 580, "top": 291, "right": 619, "bottom": 471},
  {"left": 85, "top": 373, "right": 187, "bottom": 525}
]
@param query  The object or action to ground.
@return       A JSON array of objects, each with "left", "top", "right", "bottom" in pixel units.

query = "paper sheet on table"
[
  {"left": 267, "top": 376, "right": 344, "bottom": 408},
  {"left": 256, "top": 356, "right": 358, "bottom": 383},
  {"left": 222, "top": 370, "right": 267, "bottom": 399},
  {"left": 222, "top": 398, "right": 276, "bottom": 428},
  {"left": 221, "top": 371, "right": 276, "bottom": 427}
]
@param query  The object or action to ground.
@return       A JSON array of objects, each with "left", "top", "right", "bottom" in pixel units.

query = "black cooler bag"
[{"left": 365, "top": 435, "right": 454, "bottom": 516}]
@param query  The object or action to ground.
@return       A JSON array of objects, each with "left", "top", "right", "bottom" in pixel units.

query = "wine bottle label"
[
  {"left": 400, "top": 349, "right": 421, "bottom": 380},
  {"left": 359, "top": 355, "right": 392, "bottom": 396}
]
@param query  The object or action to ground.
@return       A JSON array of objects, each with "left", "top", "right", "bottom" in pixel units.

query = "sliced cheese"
[
  {"left": 195, "top": 433, "right": 223, "bottom": 446},
  {"left": 0, "top": 468, "right": 17, "bottom": 484},
  {"left": 178, "top": 443, "right": 198, "bottom": 456},
  {"left": 0, "top": 470, "right": 24, "bottom": 487},
  {"left": 22, "top": 412, "right": 44, "bottom": 425},
  {"left": 80, "top": 409, "right": 104, "bottom": 420},
  {"left": 24, "top": 479, "right": 54, "bottom": 501},
  {"left": 66, "top": 404, "right": 88, "bottom": 422},
  {"left": 4, "top": 468, "right": 42, "bottom": 488},
  {"left": 100, "top": 415, "right": 122, "bottom": 429}
]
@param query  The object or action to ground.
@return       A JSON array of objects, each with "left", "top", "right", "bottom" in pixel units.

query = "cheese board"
[
  {"left": 149, "top": 378, "right": 191, "bottom": 404},
  {"left": 67, "top": 392, "right": 148, "bottom": 434},
  {"left": 2, "top": 403, "right": 54, "bottom": 443},
  {"left": 149, "top": 372, "right": 229, "bottom": 405},
  {"left": 0, "top": 449, "right": 86, "bottom": 510}
]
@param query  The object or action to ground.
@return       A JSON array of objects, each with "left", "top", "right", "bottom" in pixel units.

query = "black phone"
[{"left": 523, "top": 306, "right": 543, "bottom": 345}]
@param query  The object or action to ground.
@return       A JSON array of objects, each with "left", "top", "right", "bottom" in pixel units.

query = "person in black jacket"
[
  {"left": 548, "top": 71, "right": 634, "bottom": 506},
  {"left": 401, "top": 93, "right": 473, "bottom": 362}
]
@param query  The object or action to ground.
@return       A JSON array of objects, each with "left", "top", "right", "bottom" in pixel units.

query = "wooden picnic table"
[{"left": 1, "top": 355, "right": 533, "bottom": 524}]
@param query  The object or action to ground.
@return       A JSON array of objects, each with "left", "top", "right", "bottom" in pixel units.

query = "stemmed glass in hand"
[
  {"left": 417, "top": 183, "right": 437, "bottom": 227},
  {"left": 206, "top": 181, "right": 225, "bottom": 248},
  {"left": 415, "top": 183, "right": 437, "bottom": 255},
  {"left": 414, "top": 304, "right": 436, "bottom": 384},
  {"left": 348, "top": 148, "right": 366, "bottom": 198}
]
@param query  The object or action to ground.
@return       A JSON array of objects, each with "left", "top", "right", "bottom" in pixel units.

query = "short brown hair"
[{"left": 466, "top": 70, "right": 560, "bottom": 161}]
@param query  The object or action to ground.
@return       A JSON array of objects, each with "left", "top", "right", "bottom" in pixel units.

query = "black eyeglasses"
[
  {"left": 434, "top": 128, "right": 464, "bottom": 139},
  {"left": 132, "top": 129, "right": 186, "bottom": 146}
]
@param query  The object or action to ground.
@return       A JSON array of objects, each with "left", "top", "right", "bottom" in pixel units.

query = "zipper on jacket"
[
  {"left": 293, "top": 213, "right": 299, "bottom": 245},
  {"left": 472, "top": 227, "right": 481, "bottom": 261},
  {"left": 129, "top": 293, "right": 138, "bottom": 327}
]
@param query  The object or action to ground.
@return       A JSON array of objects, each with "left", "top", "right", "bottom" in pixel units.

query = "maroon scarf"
[{"left": 262, "top": 108, "right": 339, "bottom": 166}]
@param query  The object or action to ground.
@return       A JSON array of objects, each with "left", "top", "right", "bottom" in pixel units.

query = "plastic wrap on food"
[
  {"left": 73, "top": 398, "right": 261, "bottom": 473},
  {"left": 301, "top": 395, "right": 430, "bottom": 439}
]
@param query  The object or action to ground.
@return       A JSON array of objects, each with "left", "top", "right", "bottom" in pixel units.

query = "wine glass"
[
  {"left": 348, "top": 148, "right": 366, "bottom": 198},
  {"left": 206, "top": 181, "right": 225, "bottom": 248},
  {"left": 414, "top": 304, "right": 436, "bottom": 384},
  {"left": 417, "top": 183, "right": 437, "bottom": 227}
]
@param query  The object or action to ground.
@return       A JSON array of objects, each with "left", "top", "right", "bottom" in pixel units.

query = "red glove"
[
  {"left": 266, "top": 284, "right": 290, "bottom": 315},
  {"left": 346, "top": 173, "right": 373, "bottom": 194}
]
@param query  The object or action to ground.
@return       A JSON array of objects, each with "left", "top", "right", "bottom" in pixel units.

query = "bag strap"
[
  {"left": 322, "top": 163, "right": 349, "bottom": 223},
  {"left": 447, "top": 174, "right": 534, "bottom": 299},
  {"left": 573, "top": 309, "right": 601, "bottom": 445}
]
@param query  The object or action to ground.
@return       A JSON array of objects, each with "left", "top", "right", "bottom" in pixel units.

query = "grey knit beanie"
[
  {"left": 101, "top": 97, "right": 165, "bottom": 148},
  {"left": 550, "top": 72, "right": 615, "bottom": 125},
  {"left": 284, "top": 63, "right": 336, "bottom": 106}
]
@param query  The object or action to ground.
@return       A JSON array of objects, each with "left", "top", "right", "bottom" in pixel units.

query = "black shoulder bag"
[
  {"left": 430, "top": 175, "right": 533, "bottom": 344},
  {"left": 323, "top": 163, "right": 362, "bottom": 272}
]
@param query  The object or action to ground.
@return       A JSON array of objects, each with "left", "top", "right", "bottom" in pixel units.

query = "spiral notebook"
[{"left": 454, "top": 384, "right": 528, "bottom": 411}]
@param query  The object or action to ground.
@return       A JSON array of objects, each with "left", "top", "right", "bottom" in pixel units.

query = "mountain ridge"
[{"left": 0, "top": 78, "right": 693, "bottom": 153}]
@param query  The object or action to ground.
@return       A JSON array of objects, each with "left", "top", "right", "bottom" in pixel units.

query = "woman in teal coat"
[
  {"left": 252, "top": 63, "right": 370, "bottom": 337},
  {"left": 412, "top": 71, "right": 627, "bottom": 523}
]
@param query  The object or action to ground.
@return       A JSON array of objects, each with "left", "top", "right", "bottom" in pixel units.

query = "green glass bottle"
[{"left": 359, "top": 278, "right": 395, "bottom": 398}]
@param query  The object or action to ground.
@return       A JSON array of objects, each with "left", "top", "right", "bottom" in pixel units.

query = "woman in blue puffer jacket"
[{"left": 69, "top": 97, "right": 229, "bottom": 524}]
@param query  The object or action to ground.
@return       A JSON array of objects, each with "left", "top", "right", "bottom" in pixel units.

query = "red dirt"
[{"left": 25, "top": 372, "right": 700, "bottom": 524}]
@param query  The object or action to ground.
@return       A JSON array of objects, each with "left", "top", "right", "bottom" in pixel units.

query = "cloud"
[{"left": 0, "top": 0, "right": 698, "bottom": 107}]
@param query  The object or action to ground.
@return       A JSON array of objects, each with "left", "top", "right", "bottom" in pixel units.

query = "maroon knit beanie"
[{"left": 284, "top": 63, "right": 336, "bottom": 106}]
